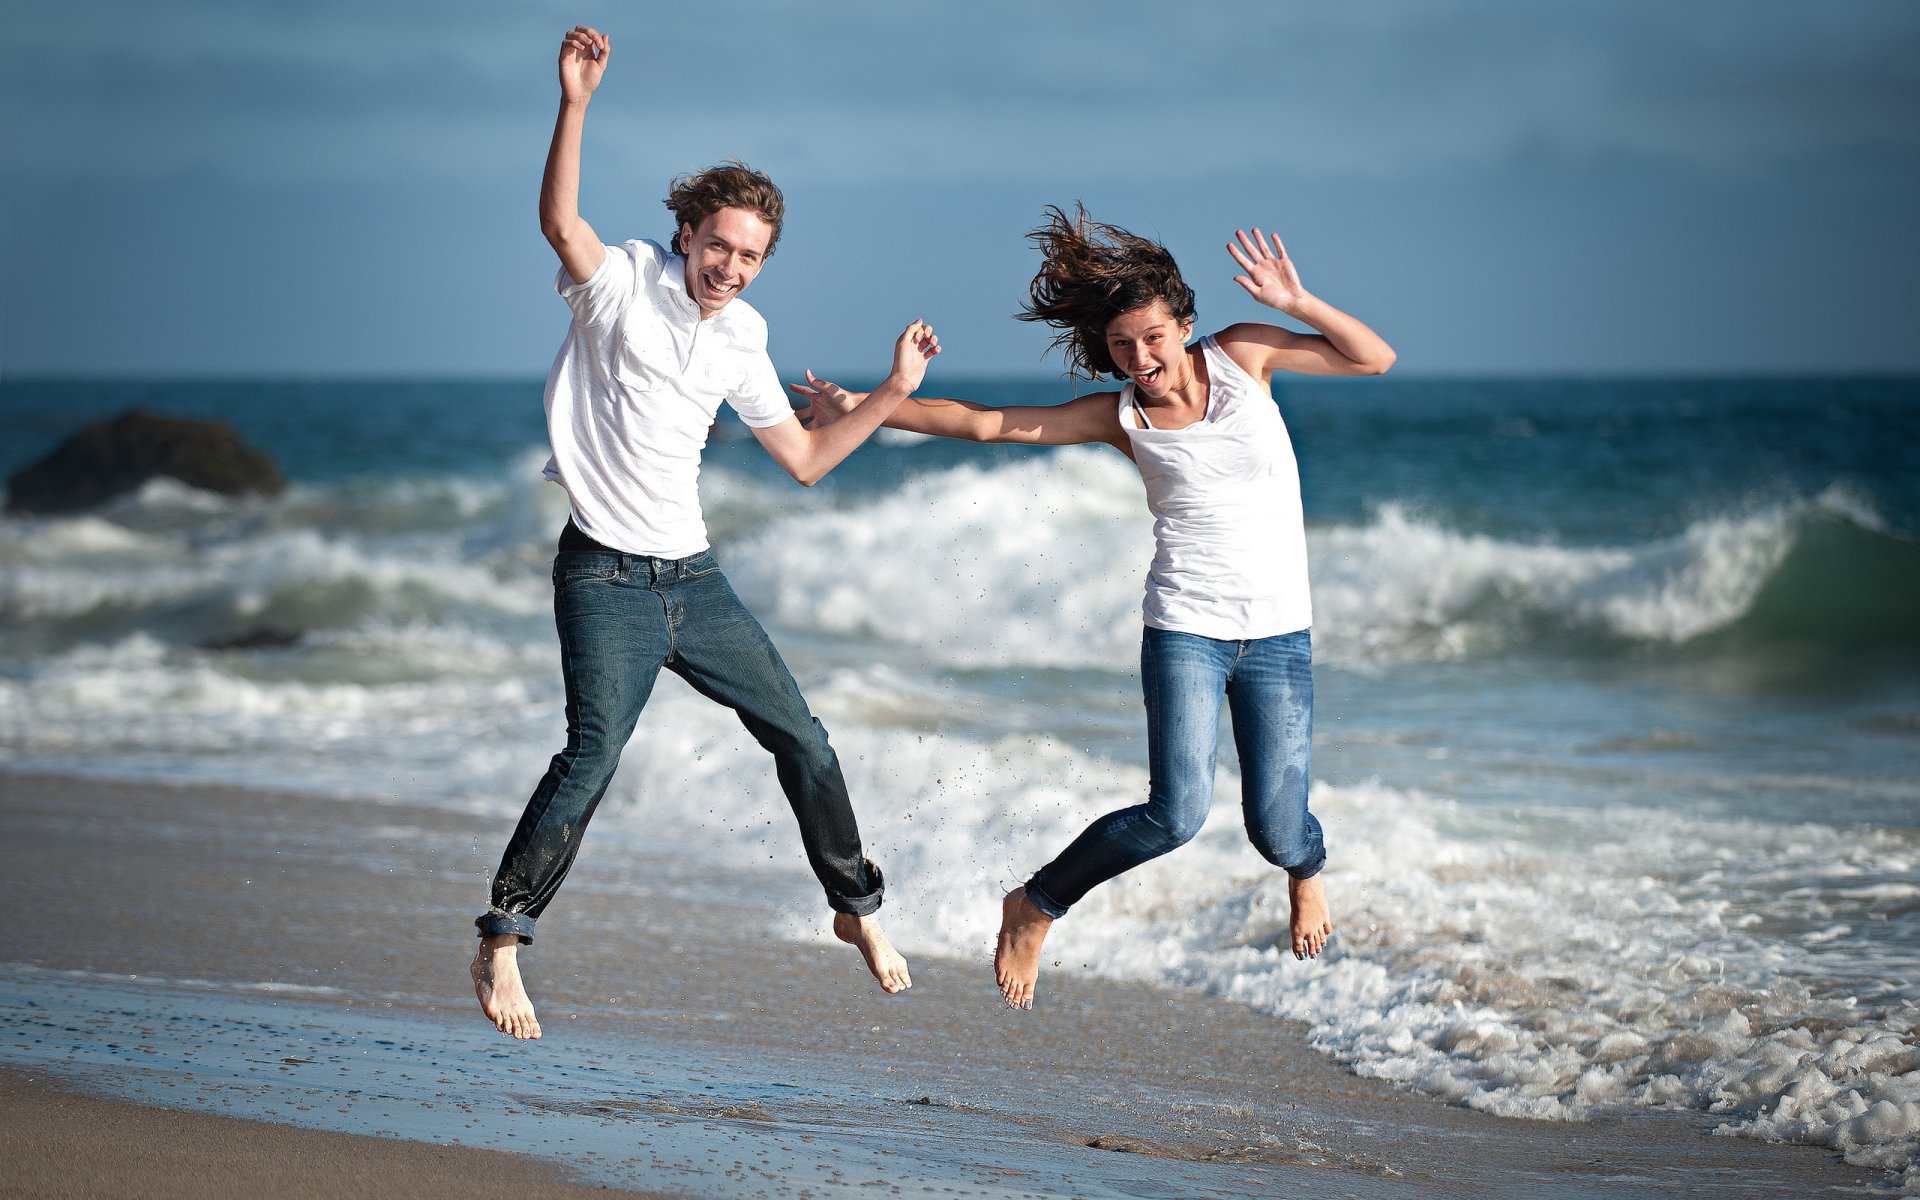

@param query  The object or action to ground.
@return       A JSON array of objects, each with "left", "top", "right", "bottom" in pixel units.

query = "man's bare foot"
[
  {"left": 1290, "top": 873, "right": 1332, "bottom": 959},
  {"left": 833, "top": 912, "right": 912, "bottom": 994},
  {"left": 470, "top": 934, "right": 542, "bottom": 1039},
  {"left": 994, "top": 887, "right": 1054, "bottom": 1011}
]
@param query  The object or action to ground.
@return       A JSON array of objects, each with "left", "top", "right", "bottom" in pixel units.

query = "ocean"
[{"left": 3, "top": 373, "right": 1918, "bottom": 1187}]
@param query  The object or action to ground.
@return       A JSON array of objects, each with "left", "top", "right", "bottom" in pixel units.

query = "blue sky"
[{"left": 4, "top": 1, "right": 1917, "bottom": 379}]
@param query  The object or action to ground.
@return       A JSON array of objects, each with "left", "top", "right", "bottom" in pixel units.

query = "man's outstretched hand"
[
  {"left": 888, "top": 319, "right": 941, "bottom": 394},
  {"left": 790, "top": 317, "right": 939, "bottom": 427}
]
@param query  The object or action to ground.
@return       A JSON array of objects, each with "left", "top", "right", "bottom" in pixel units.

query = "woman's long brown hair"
[{"left": 1017, "top": 204, "right": 1196, "bottom": 380}]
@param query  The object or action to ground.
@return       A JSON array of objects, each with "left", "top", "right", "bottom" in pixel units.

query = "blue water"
[
  {"left": 3, "top": 372, "right": 1920, "bottom": 1184},
  {"left": 8, "top": 374, "right": 1914, "bottom": 535}
]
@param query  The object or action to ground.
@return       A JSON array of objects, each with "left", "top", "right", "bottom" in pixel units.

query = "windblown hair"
[
  {"left": 1017, "top": 204, "right": 1197, "bottom": 380},
  {"left": 663, "top": 161, "right": 786, "bottom": 257}
]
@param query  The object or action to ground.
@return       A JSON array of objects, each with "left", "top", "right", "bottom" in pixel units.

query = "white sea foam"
[
  {"left": 0, "top": 625, "right": 558, "bottom": 806},
  {"left": 721, "top": 456, "right": 1877, "bottom": 670},
  {"left": 728, "top": 447, "right": 1154, "bottom": 668},
  {"left": 7, "top": 581, "right": 1916, "bottom": 1186},
  {"left": 527, "top": 656, "right": 1920, "bottom": 1184},
  {"left": 0, "top": 496, "right": 553, "bottom": 635},
  {"left": 775, "top": 707, "right": 1920, "bottom": 1188},
  {"left": 1275, "top": 499, "right": 1836, "bottom": 658},
  {"left": 2, "top": 453, "right": 1875, "bottom": 672},
  {"left": 4, "top": 453, "right": 1914, "bottom": 1186}
]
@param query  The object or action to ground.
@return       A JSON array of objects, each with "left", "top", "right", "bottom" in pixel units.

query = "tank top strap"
[{"left": 1194, "top": 334, "right": 1265, "bottom": 421}]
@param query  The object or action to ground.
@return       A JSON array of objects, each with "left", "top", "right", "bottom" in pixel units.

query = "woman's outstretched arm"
[{"left": 791, "top": 375, "right": 1127, "bottom": 450}]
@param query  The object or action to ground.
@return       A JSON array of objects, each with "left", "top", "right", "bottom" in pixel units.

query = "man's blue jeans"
[
  {"left": 1026, "top": 626, "right": 1324, "bottom": 919},
  {"left": 476, "top": 549, "right": 883, "bottom": 942}
]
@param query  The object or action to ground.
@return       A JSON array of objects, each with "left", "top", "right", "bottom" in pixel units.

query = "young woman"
[{"left": 796, "top": 206, "right": 1394, "bottom": 1010}]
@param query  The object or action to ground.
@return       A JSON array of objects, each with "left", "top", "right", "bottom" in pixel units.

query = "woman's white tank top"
[{"left": 1117, "top": 335, "right": 1313, "bottom": 640}]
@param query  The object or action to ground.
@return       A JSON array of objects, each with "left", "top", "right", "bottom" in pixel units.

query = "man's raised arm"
[{"left": 540, "top": 26, "right": 610, "bottom": 285}]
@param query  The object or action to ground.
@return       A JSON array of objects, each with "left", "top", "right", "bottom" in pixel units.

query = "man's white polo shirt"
[{"left": 541, "top": 239, "right": 793, "bottom": 558}]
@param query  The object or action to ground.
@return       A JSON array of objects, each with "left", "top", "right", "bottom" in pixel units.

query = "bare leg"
[
  {"left": 833, "top": 912, "right": 912, "bottom": 994},
  {"left": 1290, "top": 873, "right": 1332, "bottom": 959},
  {"left": 993, "top": 887, "right": 1054, "bottom": 1011},
  {"left": 470, "top": 933, "right": 542, "bottom": 1039}
]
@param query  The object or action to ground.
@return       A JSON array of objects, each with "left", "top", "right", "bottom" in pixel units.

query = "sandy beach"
[
  {"left": 0, "top": 1066, "right": 671, "bottom": 1199},
  {"left": 0, "top": 768, "right": 1887, "bottom": 1199}
]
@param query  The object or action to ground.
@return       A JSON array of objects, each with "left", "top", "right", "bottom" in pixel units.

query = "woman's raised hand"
[{"left": 1228, "top": 227, "right": 1309, "bottom": 315}]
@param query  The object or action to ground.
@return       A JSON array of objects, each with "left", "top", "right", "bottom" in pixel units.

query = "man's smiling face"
[{"left": 680, "top": 207, "right": 773, "bottom": 317}]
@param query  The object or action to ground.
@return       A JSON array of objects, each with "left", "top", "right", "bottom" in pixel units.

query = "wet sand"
[
  {"left": 0, "top": 770, "right": 1884, "bottom": 1198},
  {"left": 0, "top": 1065, "right": 673, "bottom": 1199}
]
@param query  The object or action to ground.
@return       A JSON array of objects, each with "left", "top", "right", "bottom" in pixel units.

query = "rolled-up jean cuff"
[
  {"left": 826, "top": 859, "right": 885, "bottom": 918},
  {"left": 475, "top": 910, "right": 537, "bottom": 943},
  {"left": 1022, "top": 877, "right": 1070, "bottom": 920},
  {"left": 1287, "top": 856, "right": 1327, "bottom": 882}
]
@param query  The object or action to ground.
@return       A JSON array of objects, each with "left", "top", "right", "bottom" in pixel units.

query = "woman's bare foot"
[
  {"left": 833, "top": 912, "right": 912, "bottom": 993},
  {"left": 470, "top": 934, "right": 542, "bottom": 1039},
  {"left": 1290, "top": 873, "right": 1332, "bottom": 959},
  {"left": 994, "top": 887, "right": 1054, "bottom": 1011}
]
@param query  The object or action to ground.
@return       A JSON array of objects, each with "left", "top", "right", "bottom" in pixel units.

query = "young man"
[{"left": 470, "top": 25, "right": 939, "bottom": 1040}]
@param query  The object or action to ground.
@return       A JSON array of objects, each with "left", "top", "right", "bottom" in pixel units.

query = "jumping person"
[
  {"left": 795, "top": 205, "right": 1392, "bottom": 1010},
  {"left": 471, "top": 26, "right": 939, "bottom": 1040}
]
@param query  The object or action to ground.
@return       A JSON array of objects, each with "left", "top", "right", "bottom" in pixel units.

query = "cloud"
[
  {"left": 7, "top": 0, "right": 1916, "bottom": 186},
  {"left": 5, "top": 0, "right": 1916, "bottom": 376}
]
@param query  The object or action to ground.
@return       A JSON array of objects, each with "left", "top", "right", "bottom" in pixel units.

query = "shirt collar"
[
  {"left": 657, "top": 248, "right": 689, "bottom": 294},
  {"left": 657, "top": 248, "right": 738, "bottom": 331}
]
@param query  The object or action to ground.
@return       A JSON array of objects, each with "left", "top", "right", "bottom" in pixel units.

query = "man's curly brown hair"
[{"left": 663, "top": 161, "right": 785, "bottom": 256}]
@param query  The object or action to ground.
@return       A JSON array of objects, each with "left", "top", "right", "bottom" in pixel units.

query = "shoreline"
[
  {"left": 0, "top": 1065, "right": 675, "bottom": 1200},
  {"left": 0, "top": 767, "right": 1889, "bottom": 1198}
]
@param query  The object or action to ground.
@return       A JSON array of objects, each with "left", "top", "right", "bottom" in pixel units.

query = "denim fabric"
[
  {"left": 476, "top": 549, "right": 882, "bottom": 941},
  {"left": 1025, "top": 626, "right": 1324, "bottom": 919}
]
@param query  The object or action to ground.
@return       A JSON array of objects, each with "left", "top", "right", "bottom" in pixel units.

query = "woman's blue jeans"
[
  {"left": 1025, "top": 626, "right": 1324, "bottom": 919},
  {"left": 475, "top": 549, "right": 883, "bottom": 942}
]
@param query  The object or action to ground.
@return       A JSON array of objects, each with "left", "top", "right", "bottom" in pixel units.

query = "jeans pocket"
[
  {"left": 682, "top": 551, "right": 721, "bottom": 579},
  {"left": 554, "top": 559, "right": 621, "bottom": 590}
]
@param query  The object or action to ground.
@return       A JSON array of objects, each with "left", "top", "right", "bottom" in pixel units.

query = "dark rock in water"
[
  {"left": 5, "top": 407, "right": 285, "bottom": 515},
  {"left": 199, "top": 626, "right": 304, "bottom": 652}
]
